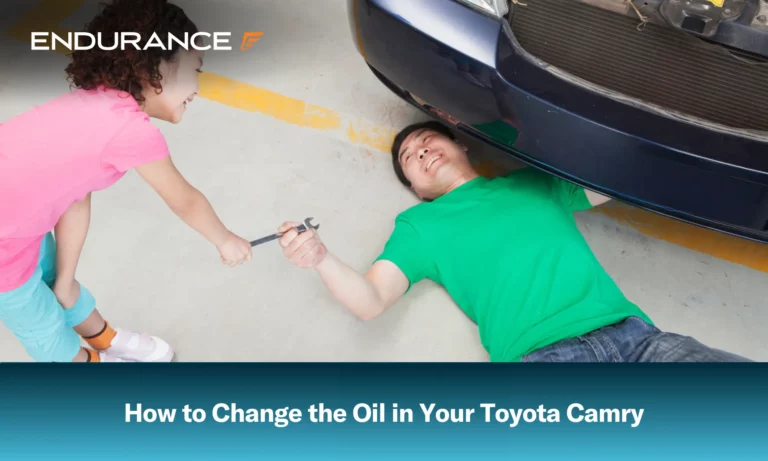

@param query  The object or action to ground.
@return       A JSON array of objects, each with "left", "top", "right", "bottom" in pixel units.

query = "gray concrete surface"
[{"left": 1, "top": 0, "right": 766, "bottom": 362}]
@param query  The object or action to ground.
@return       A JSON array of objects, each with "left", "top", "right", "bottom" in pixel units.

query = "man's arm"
[
  {"left": 52, "top": 193, "right": 91, "bottom": 308},
  {"left": 316, "top": 257, "right": 409, "bottom": 321},
  {"left": 278, "top": 222, "right": 409, "bottom": 321}
]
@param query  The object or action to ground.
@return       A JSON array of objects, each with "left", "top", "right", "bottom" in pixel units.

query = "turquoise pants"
[{"left": 0, "top": 233, "right": 96, "bottom": 362}]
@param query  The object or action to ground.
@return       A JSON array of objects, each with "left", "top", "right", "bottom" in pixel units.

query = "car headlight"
[{"left": 456, "top": 0, "right": 509, "bottom": 18}]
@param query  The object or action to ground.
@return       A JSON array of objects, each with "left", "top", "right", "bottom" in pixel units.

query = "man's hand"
[
  {"left": 278, "top": 221, "right": 328, "bottom": 268},
  {"left": 217, "top": 232, "right": 253, "bottom": 267}
]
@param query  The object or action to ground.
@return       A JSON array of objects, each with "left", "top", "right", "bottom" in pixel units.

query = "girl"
[{"left": 0, "top": 0, "right": 252, "bottom": 362}]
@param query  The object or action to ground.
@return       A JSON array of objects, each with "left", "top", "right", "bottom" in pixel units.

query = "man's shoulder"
[
  {"left": 393, "top": 198, "right": 447, "bottom": 231},
  {"left": 501, "top": 167, "right": 550, "bottom": 183},
  {"left": 497, "top": 167, "right": 564, "bottom": 195}
]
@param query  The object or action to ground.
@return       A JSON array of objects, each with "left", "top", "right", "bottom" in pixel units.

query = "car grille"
[{"left": 510, "top": 0, "right": 768, "bottom": 132}]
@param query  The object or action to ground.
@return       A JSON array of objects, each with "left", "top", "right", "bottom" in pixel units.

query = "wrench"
[{"left": 250, "top": 217, "right": 320, "bottom": 248}]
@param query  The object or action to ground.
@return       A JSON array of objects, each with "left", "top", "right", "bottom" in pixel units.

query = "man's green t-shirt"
[{"left": 375, "top": 168, "right": 652, "bottom": 362}]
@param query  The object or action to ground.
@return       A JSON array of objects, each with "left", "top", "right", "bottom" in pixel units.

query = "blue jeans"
[{"left": 522, "top": 316, "right": 752, "bottom": 362}]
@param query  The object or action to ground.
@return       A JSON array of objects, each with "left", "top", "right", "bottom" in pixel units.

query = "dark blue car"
[{"left": 347, "top": 0, "right": 768, "bottom": 243}]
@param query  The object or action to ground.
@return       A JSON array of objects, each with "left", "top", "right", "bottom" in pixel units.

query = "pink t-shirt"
[{"left": 0, "top": 87, "right": 170, "bottom": 292}]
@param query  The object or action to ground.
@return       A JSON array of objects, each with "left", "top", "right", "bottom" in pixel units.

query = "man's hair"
[
  {"left": 65, "top": 0, "right": 199, "bottom": 105},
  {"left": 390, "top": 120, "right": 455, "bottom": 188}
]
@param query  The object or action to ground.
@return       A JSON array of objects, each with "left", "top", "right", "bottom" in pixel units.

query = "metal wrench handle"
[
  {"left": 249, "top": 224, "right": 308, "bottom": 247},
  {"left": 249, "top": 218, "right": 319, "bottom": 248}
]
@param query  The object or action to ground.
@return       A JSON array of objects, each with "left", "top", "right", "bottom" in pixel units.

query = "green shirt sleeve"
[
  {"left": 374, "top": 217, "right": 431, "bottom": 291},
  {"left": 547, "top": 174, "right": 593, "bottom": 212}
]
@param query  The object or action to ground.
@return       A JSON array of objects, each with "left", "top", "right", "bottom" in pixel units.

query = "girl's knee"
[{"left": 63, "top": 285, "right": 97, "bottom": 328}]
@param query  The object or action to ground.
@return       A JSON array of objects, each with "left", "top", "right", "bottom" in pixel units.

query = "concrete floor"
[{"left": 1, "top": 0, "right": 766, "bottom": 362}]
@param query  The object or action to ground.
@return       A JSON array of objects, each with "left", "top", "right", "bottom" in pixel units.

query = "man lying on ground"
[{"left": 277, "top": 121, "right": 750, "bottom": 362}]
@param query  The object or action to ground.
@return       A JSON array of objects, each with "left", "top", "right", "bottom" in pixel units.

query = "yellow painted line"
[
  {"left": 199, "top": 72, "right": 341, "bottom": 131},
  {"left": 5, "top": 0, "right": 80, "bottom": 43},
  {"left": 346, "top": 118, "right": 398, "bottom": 153},
  {"left": 198, "top": 74, "right": 397, "bottom": 151},
  {"left": 5, "top": 0, "right": 767, "bottom": 273},
  {"left": 594, "top": 203, "right": 768, "bottom": 273}
]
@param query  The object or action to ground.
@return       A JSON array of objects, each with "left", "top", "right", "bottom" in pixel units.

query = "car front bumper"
[{"left": 349, "top": 0, "right": 768, "bottom": 243}]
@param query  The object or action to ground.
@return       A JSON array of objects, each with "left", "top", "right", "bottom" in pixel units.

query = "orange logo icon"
[{"left": 241, "top": 32, "right": 264, "bottom": 50}]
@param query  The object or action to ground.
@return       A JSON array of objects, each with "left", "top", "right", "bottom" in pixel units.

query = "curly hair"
[{"left": 65, "top": 0, "right": 199, "bottom": 105}]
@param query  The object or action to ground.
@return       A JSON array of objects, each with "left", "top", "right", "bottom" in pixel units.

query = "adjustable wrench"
[{"left": 250, "top": 217, "right": 320, "bottom": 248}]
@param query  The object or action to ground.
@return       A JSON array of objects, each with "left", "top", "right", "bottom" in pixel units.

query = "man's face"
[{"left": 398, "top": 129, "right": 473, "bottom": 200}]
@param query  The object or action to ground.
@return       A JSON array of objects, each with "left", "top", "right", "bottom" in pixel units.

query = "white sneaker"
[
  {"left": 103, "top": 328, "right": 175, "bottom": 362},
  {"left": 98, "top": 352, "right": 134, "bottom": 363}
]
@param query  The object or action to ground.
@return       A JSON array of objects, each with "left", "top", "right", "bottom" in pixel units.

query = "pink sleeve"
[{"left": 102, "top": 114, "right": 170, "bottom": 173}]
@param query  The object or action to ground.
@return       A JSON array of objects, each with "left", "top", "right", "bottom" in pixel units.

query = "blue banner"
[{"left": 1, "top": 364, "right": 766, "bottom": 459}]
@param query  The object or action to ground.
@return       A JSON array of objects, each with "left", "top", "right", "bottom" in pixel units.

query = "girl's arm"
[
  {"left": 52, "top": 193, "right": 91, "bottom": 308},
  {"left": 135, "top": 156, "right": 252, "bottom": 266}
]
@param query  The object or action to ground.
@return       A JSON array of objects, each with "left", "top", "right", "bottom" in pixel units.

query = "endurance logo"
[
  {"left": 240, "top": 32, "right": 264, "bottom": 50},
  {"left": 31, "top": 31, "right": 264, "bottom": 51}
]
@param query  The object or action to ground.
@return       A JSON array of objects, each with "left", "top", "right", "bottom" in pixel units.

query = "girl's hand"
[
  {"left": 217, "top": 232, "right": 252, "bottom": 267},
  {"left": 53, "top": 279, "right": 81, "bottom": 309}
]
